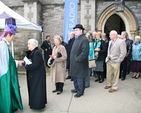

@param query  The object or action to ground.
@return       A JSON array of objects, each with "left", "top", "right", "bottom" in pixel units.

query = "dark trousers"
[
  {"left": 55, "top": 82, "right": 64, "bottom": 92},
  {"left": 127, "top": 60, "right": 131, "bottom": 74},
  {"left": 120, "top": 57, "right": 127, "bottom": 79},
  {"left": 68, "top": 69, "right": 71, "bottom": 77},
  {"left": 73, "top": 77, "right": 85, "bottom": 95}
]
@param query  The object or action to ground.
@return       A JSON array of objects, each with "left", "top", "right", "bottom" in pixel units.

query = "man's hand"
[{"left": 18, "top": 60, "right": 24, "bottom": 66}]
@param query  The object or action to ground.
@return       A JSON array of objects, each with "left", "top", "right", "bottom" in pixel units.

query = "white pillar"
[
  {"left": 24, "top": 2, "right": 38, "bottom": 23},
  {"left": 22, "top": 0, "right": 42, "bottom": 45},
  {"left": 80, "top": 0, "right": 96, "bottom": 32}
]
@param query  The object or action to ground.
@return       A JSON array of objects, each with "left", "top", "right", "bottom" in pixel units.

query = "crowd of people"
[{"left": 0, "top": 23, "right": 141, "bottom": 113}]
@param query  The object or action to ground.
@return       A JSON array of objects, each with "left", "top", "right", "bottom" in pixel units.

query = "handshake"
[
  {"left": 16, "top": 60, "right": 24, "bottom": 67},
  {"left": 16, "top": 56, "right": 32, "bottom": 67}
]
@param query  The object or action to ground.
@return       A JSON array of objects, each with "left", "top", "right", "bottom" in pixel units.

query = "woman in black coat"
[
  {"left": 23, "top": 39, "right": 47, "bottom": 110},
  {"left": 94, "top": 32, "right": 107, "bottom": 83}
]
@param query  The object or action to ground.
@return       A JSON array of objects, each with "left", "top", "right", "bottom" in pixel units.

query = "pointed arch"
[{"left": 97, "top": 4, "right": 137, "bottom": 38}]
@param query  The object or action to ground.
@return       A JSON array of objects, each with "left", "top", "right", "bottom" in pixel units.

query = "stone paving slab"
[{"left": 16, "top": 73, "right": 141, "bottom": 113}]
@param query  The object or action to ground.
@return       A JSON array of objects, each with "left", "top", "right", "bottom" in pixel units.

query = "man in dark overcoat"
[
  {"left": 41, "top": 35, "right": 52, "bottom": 68},
  {"left": 120, "top": 31, "right": 132, "bottom": 80},
  {"left": 70, "top": 24, "right": 89, "bottom": 98},
  {"left": 66, "top": 32, "right": 75, "bottom": 80}
]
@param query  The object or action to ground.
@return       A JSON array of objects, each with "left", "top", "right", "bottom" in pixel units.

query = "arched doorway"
[
  {"left": 104, "top": 14, "right": 125, "bottom": 39},
  {"left": 97, "top": 4, "right": 137, "bottom": 39}
]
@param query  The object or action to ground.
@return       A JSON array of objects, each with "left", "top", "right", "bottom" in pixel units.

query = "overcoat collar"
[{"left": 26, "top": 47, "right": 38, "bottom": 58}]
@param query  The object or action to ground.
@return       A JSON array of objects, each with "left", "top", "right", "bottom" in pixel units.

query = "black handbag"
[{"left": 57, "top": 52, "right": 62, "bottom": 58}]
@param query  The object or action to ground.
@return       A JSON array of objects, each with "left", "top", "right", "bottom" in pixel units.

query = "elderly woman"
[
  {"left": 130, "top": 36, "right": 141, "bottom": 79},
  {"left": 24, "top": 39, "right": 47, "bottom": 110},
  {"left": 50, "top": 35, "right": 67, "bottom": 95},
  {"left": 94, "top": 32, "right": 107, "bottom": 83}
]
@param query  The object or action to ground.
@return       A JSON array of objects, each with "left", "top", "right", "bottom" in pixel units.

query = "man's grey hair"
[
  {"left": 110, "top": 30, "right": 118, "bottom": 36},
  {"left": 70, "top": 32, "right": 75, "bottom": 36},
  {"left": 28, "top": 39, "right": 38, "bottom": 47},
  {"left": 121, "top": 31, "right": 128, "bottom": 38}
]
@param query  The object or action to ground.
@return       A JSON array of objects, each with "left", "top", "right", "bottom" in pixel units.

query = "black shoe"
[
  {"left": 66, "top": 76, "right": 71, "bottom": 79},
  {"left": 85, "top": 86, "right": 89, "bottom": 88},
  {"left": 121, "top": 78, "right": 125, "bottom": 81},
  {"left": 74, "top": 94, "right": 83, "bottom": 98},
  {"left": 52, "top": 90, "right": 57, "bottom": 93},
  {"left": 57, "top": 91, "right": 62, "bottom": 95},
  {"left": 99, "top": 79, "right": 104, "bottom": 83},
  {"left": 71, "top": 89, "right": 77, "bottom": 93},
  {"left": 95, "top": 78, "right": 99, "bottom": 82},
  {"left": 71, "top": 78, "right": 73, "bottom": 81}
]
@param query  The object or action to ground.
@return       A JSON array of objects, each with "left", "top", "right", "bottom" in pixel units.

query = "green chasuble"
[{"left": 0, "top": 44, "right": 23, "bottom": 113}]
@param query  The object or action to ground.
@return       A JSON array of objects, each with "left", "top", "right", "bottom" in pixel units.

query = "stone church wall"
[
  {"left": 96, "top": 1, "right": 141, "bottom": 34},
  {"left": 1, "top": 0, "right": 141, "bottom": 59}
]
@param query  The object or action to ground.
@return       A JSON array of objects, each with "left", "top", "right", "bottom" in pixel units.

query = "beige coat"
[
  {"left": 50, "top": 45, "right": 67, "bottom": 83},
  {"left": 105, "top": 38, "right": 127, "bottom": 63}
]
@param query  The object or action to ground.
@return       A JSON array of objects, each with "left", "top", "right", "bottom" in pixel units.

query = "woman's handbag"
[
  {"left": 88, "top": 59, "right": 96, "bottom": 68},
  {"left": 48, "top": 57, "right": 55, "bottom": 66}
]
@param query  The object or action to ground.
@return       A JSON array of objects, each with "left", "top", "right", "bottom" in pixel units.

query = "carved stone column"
[
  {"left": 22, "top": 0, "right": 42, "bottom": 23},
  {"left": 22, "top": 0, "right": 43, "bottom": 46},
  {"left": 80, "top": 0, "right": 96, "bottom": 32}
]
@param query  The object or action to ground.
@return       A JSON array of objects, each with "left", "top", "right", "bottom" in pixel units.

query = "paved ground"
[{"left": 16, "top": 70, "right": 141, "bottom": 113}]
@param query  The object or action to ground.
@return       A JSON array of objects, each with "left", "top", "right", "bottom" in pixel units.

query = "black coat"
[
  {"left": 62, "top": 41, "right": 68, "bottom": 51},
  {"left": 25, "top": 47, "right": 47, "bottom": 110},
  {"left": 125, "top": 39, "right": 132, "bottom": 58},
  {"left": 70, "top": 34, "right": 89, "bottom": 78},
  {"left": 41, "top": 40, "right": 52, "bottom": 66},
  {"left": 67, "top": 37, "right": 75, "bottom": 69},
  {"left": 97, "top": 40, "right": 108, "bottom": 61}
]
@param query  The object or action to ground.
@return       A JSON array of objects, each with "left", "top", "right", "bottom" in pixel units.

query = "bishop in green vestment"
[{"left": 0, "top": 24, "right": 23, "bottom": 113}]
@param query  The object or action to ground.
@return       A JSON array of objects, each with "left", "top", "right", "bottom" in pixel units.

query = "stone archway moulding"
[{"left": 97, "top": 4, "right": 137, "bottom": 38}]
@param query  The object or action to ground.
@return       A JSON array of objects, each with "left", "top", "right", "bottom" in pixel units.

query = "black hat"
[{"left": 73, "top": 24, "right": 85, "bottom": 30}]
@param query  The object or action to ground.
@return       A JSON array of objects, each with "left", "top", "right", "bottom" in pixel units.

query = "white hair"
[
  {"left": 70, "top": 32, "right": 75, "bottom": 35},
  {"left": 110, "top": 30, "right": 118, "bottom": 36},
  {"left": 28, "top": 39, "right": 38, "bottom": 47},
  {"left": 135, "top": 35, "right": 140, "bottom": 40}
]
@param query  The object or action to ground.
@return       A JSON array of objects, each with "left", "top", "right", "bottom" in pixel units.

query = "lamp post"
[{"left": 115, "top": 0, "right": 125, "bottom": 12}]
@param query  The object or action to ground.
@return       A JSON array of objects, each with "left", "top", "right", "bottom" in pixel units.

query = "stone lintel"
[{"left": 22, "top": 0, "right": 43, "bottom": 4}]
